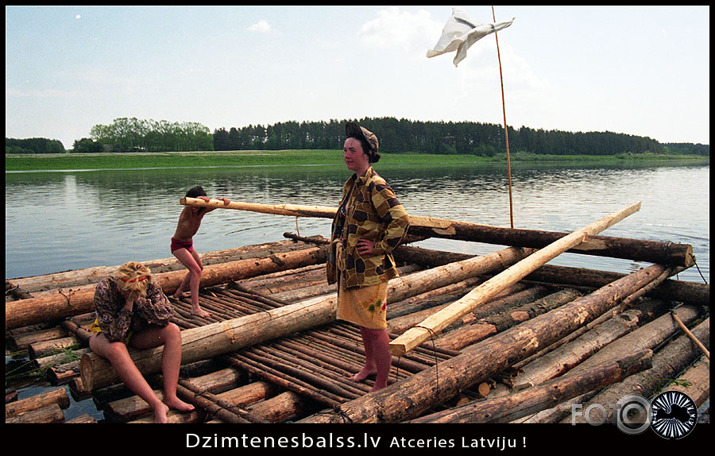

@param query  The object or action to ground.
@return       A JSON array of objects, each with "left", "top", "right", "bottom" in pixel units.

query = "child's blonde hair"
[{"left": 114, "top": 261, "right": 152, "bottom": 295}]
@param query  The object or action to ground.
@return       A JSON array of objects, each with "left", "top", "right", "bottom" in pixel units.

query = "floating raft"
[{"left": 5, "top": 209, "right": 710, "bottom": 424}]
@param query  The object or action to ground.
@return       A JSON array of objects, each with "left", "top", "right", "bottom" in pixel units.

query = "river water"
[{"left": 5, "top": 161, "right": 710, "bottom": 284}]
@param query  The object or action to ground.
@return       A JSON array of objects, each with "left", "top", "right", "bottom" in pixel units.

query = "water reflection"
[{"left": 5, "top": 163, "right": 709, "bottom": 284}]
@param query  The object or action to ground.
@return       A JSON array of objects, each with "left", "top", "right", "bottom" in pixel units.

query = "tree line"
[{"left": 5, "top": 116, "right": 709, "bottom": 156}]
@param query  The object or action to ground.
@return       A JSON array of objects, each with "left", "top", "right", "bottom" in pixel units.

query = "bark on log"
[
  {"left": 433, "top": 288, "right": 582, "bottom": 352},
  {"left": 389, "top": 202, "right": 641, "bottom": 357},
  {"left": 28, "top": 335, "right": 81, "bottom": 359},
  {"left": 245, "top": 391, "right": 316, "bottom": 424},
  {"left": 5, "top": 403, "right": 65, "bottom": 424},
  {"left": 412, "top": 349, "right": 653, "bottom": 423},
  {"left": 409, "top": 223, "right": 694, "bottom": 268},
  {"left": 7, "top": 326, "right": 67, "bottom": 351},
  {"left": 5, "top": 387, "right": 69, "bottom": 418},
  {"left": 5, "top": 246, "right": 327, "bottom": 330},
  {"left": 508, "top": 302, "right": 666, "bottom": 390},
  {"left": 660, "top": 356, "right": 710, "bottom": 406},
  {"left": 298, "top": 263, "right": 669, "bottom": 423},
  {"left": 526, "top": 265, "right": 709, "bottom": 306},
  {"left": 80, "top": 246, "right": 530, "bottom": 391}
]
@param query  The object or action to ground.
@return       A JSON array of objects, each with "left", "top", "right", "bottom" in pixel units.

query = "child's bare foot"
[
  {"left": 153, "top": 402, "right": 170, "bottom": 423},
  {"left": 172, "top": 290, "right": 187, "bottom": 300},
  {"left": 349, "top": 366, "right": 376, "bottom": 382},
  {"left": 165, "top": 397, "right": 195, "bottom": 413},
  {"left": 191, "top": 307, "right": 210, "bottom": 318}
]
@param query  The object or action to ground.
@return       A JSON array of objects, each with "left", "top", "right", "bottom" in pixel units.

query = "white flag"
[{"left": 427, "top": 8, "right": 515, "bottom": 67}]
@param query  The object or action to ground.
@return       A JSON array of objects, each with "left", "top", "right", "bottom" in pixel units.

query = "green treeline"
[
  {"left": 5, "top": 116, "right": 710, "bottom": 157},
  {"left": 5, "top": 137, "right": 65, "bottom": 154},
  {"left": 213, "top": 117, "right": 708, "bottom": 157}
]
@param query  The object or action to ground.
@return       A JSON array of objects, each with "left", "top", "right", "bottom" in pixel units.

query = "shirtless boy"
[{"left": 171, "top": 186, "right": 230, "bottom": 317}]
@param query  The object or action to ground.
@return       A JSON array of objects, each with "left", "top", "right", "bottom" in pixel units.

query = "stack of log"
[{"left": 5, "top": 202, "right": 709, "bottom": 424}]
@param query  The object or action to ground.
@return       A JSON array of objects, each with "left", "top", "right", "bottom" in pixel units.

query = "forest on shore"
[{"left": 6, "top": 116, "right": 710, "bottom": 157}]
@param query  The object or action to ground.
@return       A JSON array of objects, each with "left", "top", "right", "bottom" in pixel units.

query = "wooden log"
[
  {"left": 408, "top": 220, "right": 694, "bottom": 268},
  {"left": 569, "top": 304, "right": 703, "bottom": 375},
  {"left": 28, "top": 335, "right": 81, "bottom": 359},
  {"left": 389, "top": 201, "right": 642, "bottom": 357},
  {"left": 175, "top": 380, "right": 257, "bottom": 424},
  {"left": 7, "top": 326, "right": 67, "bottom": 351},
  {"left": 5, "top": 245, "right": 327, "bottom": 330},
  {"left": 433, "top": 288, "right": 582, "bottom": 351},
  {"left": 507, "top": 302, "right": 665, "bottom": 390},
  {"left": 245, "top": 391, "right": 315, "bottom": 424},
  {"left": 414, "top": 349, "right": 654, "bottom": 423},
  {"left": 185, "top": 197, "right": 693, "bottom": 267},
  {"left": 66, "top": 414, "right": 98, "bottom": 423},
  {"left": 660, "top": 356, "right": 709, "bottom": 406},
  {"left": 5, "top": 387, "right": 69, "bottom": 418},
  {"left": 299, "top": 263, "right": 669, "bottom": 423},
  {"left": 215, "top": 381, "right": 279, "bottom": 409},
  {"left": 79, "top": 245, "right": 528, "bottom": 391},
  {"left": 5, "top": 403, "right": 65, "bottom": 423},
  {"left": 526, "top": 264, "right": 709, "bottom": 306}
]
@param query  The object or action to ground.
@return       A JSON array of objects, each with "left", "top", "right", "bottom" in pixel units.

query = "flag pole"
[{"left": 491, "top": 5, "right": 514, "bottom": 228}]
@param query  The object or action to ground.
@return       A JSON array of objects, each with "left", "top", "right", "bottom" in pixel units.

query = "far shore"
[{"left": 5, "top": 149, "right": 709, "bottom": 172}]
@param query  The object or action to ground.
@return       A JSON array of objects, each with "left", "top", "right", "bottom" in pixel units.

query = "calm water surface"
[{"left": 5, "top": 162, "right": 710, "bottom": 284}]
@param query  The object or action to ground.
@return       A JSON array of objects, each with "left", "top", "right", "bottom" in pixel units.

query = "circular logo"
[
  {"left": 615, "top": 395, "right": 652, "bottom": 435},
  {"left": 650, "top": 391, "right": 698, "bottom": 439}
]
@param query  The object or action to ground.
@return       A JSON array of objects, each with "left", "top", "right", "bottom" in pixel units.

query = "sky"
[{"left": 5, "top": 5, "right": 710, "bottom": 149}]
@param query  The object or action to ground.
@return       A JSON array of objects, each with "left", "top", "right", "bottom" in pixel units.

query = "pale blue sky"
[{"left": 5, "top": 5, "right": 710, "bottom": 149}]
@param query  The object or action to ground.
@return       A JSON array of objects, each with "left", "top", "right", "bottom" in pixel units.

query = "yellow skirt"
[
  {"left": 337, "top": 281, "right": 388, "bottom": 330},
  {"left": 89, "top": 318, "right": 132, "bottom": 345}
]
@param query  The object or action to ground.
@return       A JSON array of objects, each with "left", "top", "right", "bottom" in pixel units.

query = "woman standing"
[
  {"left": 327, "top": 122, "right": 410, "bottom": 392},
  {"left": 88, "top": 261, "right": 194, "bottom": 422}
]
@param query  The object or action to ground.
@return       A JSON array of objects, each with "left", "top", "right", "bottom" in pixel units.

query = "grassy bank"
[{"left": 5, "top": 149, "right": 709, "bottom": 172}]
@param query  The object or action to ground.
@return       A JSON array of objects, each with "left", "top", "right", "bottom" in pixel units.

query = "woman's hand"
[
  {"left": 121, "top": 290, "right": 140, "bottom": 312},
  {"left": 356, "top": 238, "right": 376, "bottom": 255}
]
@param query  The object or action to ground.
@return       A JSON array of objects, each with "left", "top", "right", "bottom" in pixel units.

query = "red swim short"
[{"left": 171, "top": 237, "right": 194, "bottom": 253}]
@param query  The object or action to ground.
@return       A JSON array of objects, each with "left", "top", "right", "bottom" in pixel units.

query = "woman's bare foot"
[
  {"left": 165, "top": 397, "right": 195, "bottom": 413},
  {"left": 191, "top": 307, "right": 210, "bottom": 318},
  {"left": 349, "top": 366, "right": 376, "bottom": 382},
  {"left": 153, "top": 402, "right": 170, "bottom": 423}
]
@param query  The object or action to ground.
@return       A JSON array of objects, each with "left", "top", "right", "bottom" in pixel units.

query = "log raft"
[{"left": 5, "top": 207, "right": 709, "bottom": 424}]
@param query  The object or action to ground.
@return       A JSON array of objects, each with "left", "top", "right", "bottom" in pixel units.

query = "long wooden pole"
[
  {"left": 180, "top": 197, "right": 453, "bottom": 230},
  {"left": 388, "top": 201, "right": 641, "bottom": 357},
  {"left": 491, "top": 5, "right": 514, "bottom": 228}
]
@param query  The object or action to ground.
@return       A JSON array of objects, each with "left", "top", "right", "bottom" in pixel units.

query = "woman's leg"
[
  {"left": 364, "top": 327, "right": 391, "bottom": 391},
  {"left": 131, "top": 323, "right": 194, "bottom": 413},
  {"left": 351, "top": 327, "right": 392, "bottom": 391},
  {"left": 350, "top": 327, "right": 377, "bottom": 382},
  {"left": 89, "top": 333, "right": 170, "bottom": 423}
]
